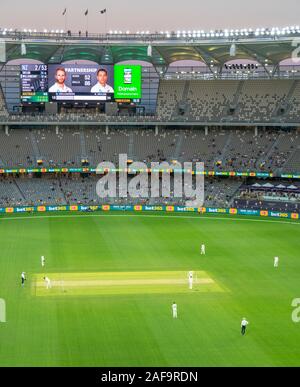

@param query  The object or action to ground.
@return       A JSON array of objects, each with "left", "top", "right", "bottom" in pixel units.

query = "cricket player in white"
[
  {"left": 172, "top": 302, "right": 177, "bottom": 318},
  {"left": 274, "top": 256, "right": 279, "bottom": 267},
  {"left": 41, "top": 256, "right": 45, "bottom": 267},
  {"left": 188, "top": 271, "right": 193, "bottom": 290},
  {"left": 44, "top": 276, "right": 52, "bottom": 289},
  {"left": 241, "top": 317, "right": 249, "bottom": 335},
  {"left": 91, "top": 68, "right": 114, "bottom": 93},
  {"left": 201, "top": 244, "right": 206, "bottom": 255},
  {"left": 21, "top": 272, "right": 26, "bottom": 287}
]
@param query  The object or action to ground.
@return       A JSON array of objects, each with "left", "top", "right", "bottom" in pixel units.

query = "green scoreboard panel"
[{"left": 114, "top": 65, "right": 142, "bottom": 100}]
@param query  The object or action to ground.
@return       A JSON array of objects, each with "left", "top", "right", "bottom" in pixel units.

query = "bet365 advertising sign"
[{"left": 114, "top": 65, "right": 142, "bottom": 99}]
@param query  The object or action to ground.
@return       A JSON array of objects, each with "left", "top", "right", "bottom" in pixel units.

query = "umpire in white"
[{"left": 241, "top": 317, "right": 249, "bottom": 335}]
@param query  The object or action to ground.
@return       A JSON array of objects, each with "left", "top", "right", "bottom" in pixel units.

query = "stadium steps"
[
  {"left": 172, "top": 132, "right": 184, "bottom": 161},
  {"left": 59, "top": 177, "right": 69, "bottom": 205},
  {"left": 181, "top": 81, "right": 190, "bottom": 101},
  {"left": 213, "top": 131, "right": 233, "bottom": 166},
  {"left": 173, "top": 81, "right": 190, "bottom": 119},
  {"left": 128, "top": 131, "right": 135, "bottom": 160},
  {"left": 256, "top": 133, "right": 283, "bottom": 170},
  {"left": 79, "top": 129, "right": 88, "bottom": 159},
  {"left": 279, "top": 80, "right": 300, "bottom": 118},
  {"left": 29, "top": 131, "right": 42, "bottom": 163},
  {"left": 228, "top": 180, "right": 245, "bottom": 207},
  {"left": 13, "top": 179, "right": 27, "bottom": 201},
  {"left": 230, "top": 81, "right": 245, "bottom": 115},
  {"left": 281, "top": 146, "right": 300, "bottom": 174},
  {"left": 0, "top": 82, "right": 8, "bottom": 115}
]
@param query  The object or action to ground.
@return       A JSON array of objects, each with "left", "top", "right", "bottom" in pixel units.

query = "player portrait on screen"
[
  {"left": 49, "top": 67, "right": 73, "bottom": 93},
  {"left": 90, "top": 68, "right": 114, "bottom": 93}
]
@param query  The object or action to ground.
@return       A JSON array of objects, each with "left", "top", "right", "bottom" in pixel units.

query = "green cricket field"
[{"left": 0, "top": 211, "right": 299, "bottom": 366}]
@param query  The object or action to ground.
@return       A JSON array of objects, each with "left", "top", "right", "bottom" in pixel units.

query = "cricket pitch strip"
[{"left": 32, "top": 271, "right": 226, "bottom": 296}]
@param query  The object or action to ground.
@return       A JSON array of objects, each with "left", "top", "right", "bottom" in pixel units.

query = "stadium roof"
[{"left": 1, "top": 30, "right": 300, "bottom": 68}]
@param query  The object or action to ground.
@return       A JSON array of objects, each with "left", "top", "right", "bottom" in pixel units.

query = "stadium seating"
[
  {"left": 186, "top": 80, "right": 239, "bottom": 121},
  {"left": 0, "top": 127, "right": 299, "bottom": 173},
  {"left": 155, "top": 79, "right": 300, "bottom": 122},
  {"left": 0, "top": 175, "right": 242, "bottom": 209},
  {"left": 156, "top": 81, "right": 186, "bottom": 120}
]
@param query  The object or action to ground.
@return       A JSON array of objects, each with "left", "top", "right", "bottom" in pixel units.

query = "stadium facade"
[{"left": 0, "top": 28, "right": 299, "bottom": 217}]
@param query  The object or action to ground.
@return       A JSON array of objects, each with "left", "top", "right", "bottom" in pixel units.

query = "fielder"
[
  {"left": 41, "top": 255, "right": 45, "bottom": 267},
  {"left": 274, "top": 256, "right": 279, "bottom": 267},
  {"left": 44, "top": 276, "right": 52, "bottom": 289},
  {"left": 21, "top": 272, "right": 26, "bottom": 287},
  {"left": 241, "top": 317, "right": 249, "bottom": 335},
  {"left": 201, "top": 244, "right": 206, "bottom": 255},
  {"left": 172, "top": 302, "right": 178, "bottom": 318},
  {"left": 188, "top": 271, "right": 193, "bottom": 290}
]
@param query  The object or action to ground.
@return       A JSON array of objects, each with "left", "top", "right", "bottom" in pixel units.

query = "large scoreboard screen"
[
  {"left": 20, "top": 64, "right": 49, "bottom": 103},
  {"left": 48, "top": 64, "right": 114, "bottom": 102},
  {"left": 19, "top": 64, "right": 142, "bottom": 104}
]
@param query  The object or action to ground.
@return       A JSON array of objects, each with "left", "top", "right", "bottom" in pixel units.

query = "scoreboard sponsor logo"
[
  {"left": 207, "top": 208, "right": 226, "bottom": 213},
  {"left": 48, "top": 206, "right": 67, "bottom": 211},
  {"left": 15, "top": 207, "right": 28, "bottom": 213},
  {"left": 270, "top": 212, "right": 289, "bottom": 218},
  {"left": 144, "top": 206, "right": 163, "bottom": 211}
]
